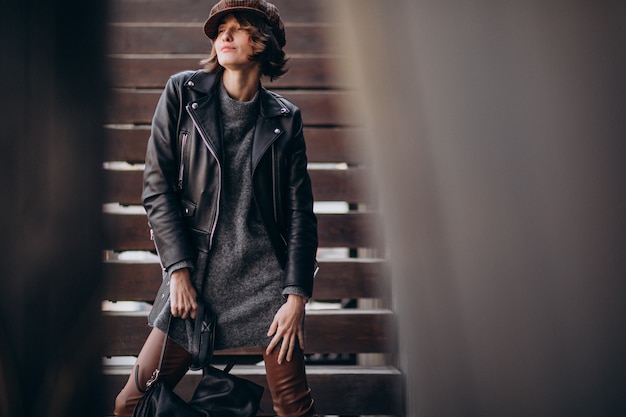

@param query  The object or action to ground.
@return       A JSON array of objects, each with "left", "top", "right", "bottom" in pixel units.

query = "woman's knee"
[{"left": 114, "top": 383, "right": 141, "bottom": 417}]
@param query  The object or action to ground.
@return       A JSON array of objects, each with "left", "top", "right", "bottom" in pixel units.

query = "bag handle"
[
  {"left": 223, "top": 361, "right": 235, "bottom": 374},
  {"left": 203, "top": 360, "right": 237, "bottom": 377},
  {"left": 134, "top": 315, "right": 172, "bottom": 393}
]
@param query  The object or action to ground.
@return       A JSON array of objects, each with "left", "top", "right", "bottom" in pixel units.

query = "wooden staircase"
[{"left": 101, "top": 0, "right": 401, "bottom": 415}]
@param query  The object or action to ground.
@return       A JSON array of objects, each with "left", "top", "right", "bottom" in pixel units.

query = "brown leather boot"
[
  {"left": 263, "top": 347, "right": 315, "bottom": 417},
  {"left": 114, "top": 328, "right": 191, "bottom": 417}
]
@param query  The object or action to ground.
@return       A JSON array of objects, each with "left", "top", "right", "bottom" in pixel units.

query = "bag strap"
[
  {"left": 134, "top": 315, "right": 172, "bottom": 393},
  {"left": 223, "top": 361, "right": 236, "bottom": 374},
  {"left": 203, "top": 359, "right": 237, "bottom": 377}
]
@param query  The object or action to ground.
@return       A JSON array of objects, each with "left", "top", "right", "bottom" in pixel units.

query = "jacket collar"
[
  {"left": 185, "top": 70, "right": 290, "bottom": 119},
  {"left": 183, "top": 70, "right": 288, "bottom": 171}
]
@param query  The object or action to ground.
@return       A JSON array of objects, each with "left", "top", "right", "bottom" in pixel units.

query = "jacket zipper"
[
  {"left": 271, "top": 144, "right": 278, "bottom": 223},
  {"left": 272, "top": 144, "right": 288, "bottom": 246},
  {"left": 177, "top": 131, "right": 189, "bottom": 191},
  {"left": 186, "top": 106, "right": 222, "bottom": 249}
]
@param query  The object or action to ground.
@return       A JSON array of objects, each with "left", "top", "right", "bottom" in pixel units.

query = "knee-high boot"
[
  {"left": 114, "top": 328, "right": 191, "bottom": 417},
  {"left": 263, "top": 348, "right": 315, "bottom": 417}
]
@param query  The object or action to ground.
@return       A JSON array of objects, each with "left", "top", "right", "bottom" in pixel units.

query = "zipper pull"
[{"left": 178, "top": 132, "right": 189, "bottom": 190}]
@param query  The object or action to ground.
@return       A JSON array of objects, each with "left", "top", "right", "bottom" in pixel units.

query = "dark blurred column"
[
  {"left": 0, "top": 1, "right": 107, "bottom": 416},
  {"left": 329, "top": 1, "right": 626, "bottom": 416}
]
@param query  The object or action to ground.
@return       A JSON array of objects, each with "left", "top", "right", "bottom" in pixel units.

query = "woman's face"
[{"left": 214, "top": 14, "right": 257, "bottom": 72}]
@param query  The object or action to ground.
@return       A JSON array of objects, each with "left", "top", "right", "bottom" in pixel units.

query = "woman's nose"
[{"left": 220, "top": 28, "right": 233, "bottom": 41}]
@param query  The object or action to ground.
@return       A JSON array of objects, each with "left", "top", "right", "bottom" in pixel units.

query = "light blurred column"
[{"left": 326, "top": 1, "right": 626, "bottom": 416}]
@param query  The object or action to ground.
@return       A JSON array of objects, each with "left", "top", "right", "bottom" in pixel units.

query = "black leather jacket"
[{"left": 143, "top": 70, "right": 318, "bottom": 297}]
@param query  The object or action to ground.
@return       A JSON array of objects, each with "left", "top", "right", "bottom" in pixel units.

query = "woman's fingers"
[
  {"left": 189, "top": 300, "right": 197, "bottom": 319},
  {"left": 266, "top": 303, "right": 306, "bottom": 364},
  {"left": 298, "top": 328, "right": 305, "bottom": 351},
  {"left": 285, "top": 334, "right": 296, "bottom": 363},
  {"left": 278, "top": 339, "right": 288, "bottom": 364},
  {"left": 175, "top": 295, "right": 197, "bottom": 319},
  {"left": 265, "top": 320, "right": 280, "bottom": 356},
  {"left": 267, "top": 319, "right": 278, "bottom": 337}
]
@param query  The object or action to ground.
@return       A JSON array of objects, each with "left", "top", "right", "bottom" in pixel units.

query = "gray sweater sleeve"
[
  {"left": 167, "top": 258, "right": 195, "bottom": 273},
  {"left": 282, "top": 285, "right": 309, "bottom": 301}
]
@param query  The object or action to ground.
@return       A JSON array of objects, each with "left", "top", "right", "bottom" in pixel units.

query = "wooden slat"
[
  {"left": 103, "top": 126, "right": 148, "bottom": 163},
  {"left": 108, "top": 0, "right": 333, "bottom": 24},
  {"left": 103, "top": 126, "right": 366, "bottom": 164},
  {"left": 316, "top": 212, "right": 381, "bottom": 248},
  {"left": 312, "top": 258, "right": 388, "bottom": 300},
  {"left": 103, "top": 258, "right": 387, "bottom": 302},
  {"left": 102, "top": 212, "right": 381, "bottom": 251},
  {"left": 102, "top": 169, "right": 141, "bottom": 205},
  {"left": 310, "top": 168, "right": 372, "bottom": 203},
  {"left": 103, "top": 365, "right": 402, "bottom": 416},
  {"left": 304, "top": 127, "right": 368, "bottom": 165},
  {"left": 102, "top": 309, "right": 394, "bottom": 356},
  {"left": 105, "top": 88, "right": 353, "bottom": 126},
  {"left": 103, "top": 260, "right": 160, "bottom": 302},
  {"left": 102, "top": 212, "right": 151, "bottom": 251},
  {"left": 107, "top": 56, "right": 191, "bottom": 89},
  {"left": 105, "top": 89, "right": 159, "bottom": 125},
  {"left": 107, "top": 56, "right": 343, "bottom": 89},
  {"left": 102, "top": 167, "right": 370, "bottom": 205},
  {"left": 107, "top": 25, "right": 335, "bottom": 56}
]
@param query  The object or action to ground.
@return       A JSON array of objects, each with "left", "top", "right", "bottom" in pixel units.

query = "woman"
[{"left": 114, "top": 1, "right": 318, "bottom": 416}]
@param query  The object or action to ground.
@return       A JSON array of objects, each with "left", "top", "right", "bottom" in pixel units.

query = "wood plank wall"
[{"left": 102, "top": 1, "right": 401, "bottom": 415}]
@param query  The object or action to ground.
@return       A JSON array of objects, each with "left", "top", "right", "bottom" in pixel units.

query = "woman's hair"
[{"left": 201, "top": 11, "right": 288, "bottom": 81}]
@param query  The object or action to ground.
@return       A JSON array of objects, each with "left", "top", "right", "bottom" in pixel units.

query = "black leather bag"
[
  {"left": 189, "top": 364, "right": 264, "bottom": 417},
  {"left": 132, "top": 314, "right": 263, "bottom": 417},
  {"left": 133, "top": 378, "right": 198, "bottom": 417},
  {"left": 133, "top": 365, "right": 264, "bottom": 417}
]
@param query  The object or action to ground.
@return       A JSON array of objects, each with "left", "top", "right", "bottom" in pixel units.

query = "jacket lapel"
[
  {"left": 183, "top": 71, "right": 289, "bottom": 171},
  {"left": 185, "top": 71, "right": 222, "bottom": 159},
  {"left": 252, "top": 89, "right": 290, "bottom": 172}
]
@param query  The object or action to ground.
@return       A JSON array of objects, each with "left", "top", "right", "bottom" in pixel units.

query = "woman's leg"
[
  {"left": 114, "top": 327, "right": 191, "bottom": 417},
  {"left": 263, "top": 347, "right": 315, "bottom": 417}
]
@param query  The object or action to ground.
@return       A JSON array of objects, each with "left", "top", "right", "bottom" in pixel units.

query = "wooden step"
[
  {"left": 104, "top": 88, "right": 356, "bottom": 126},
  {"left": 108, "top": 0, "right": 332, "bottom": 24},
  {"left": 107, "top": 24, "right": 336, "bottom": 56},
  {"left": 103, "top": 258, "right": 388, "bottom": 303},
  {"left": 103, "top": 126, "right": 367, "bottom": 164},
  {"left": 107, "top": 55, "right": 345, "bottom": 89},
  {"left": 102, "top": 167, "right": 371, "bottom": 205},
  {"left": 103, "top": 364, "right": 402, "bottom": 416},
  {"left": 102, "top": 309, "right": 395, "bottom": 356},
  {"left": 101, "top": 211, "right": 382, "bottom": 251}
]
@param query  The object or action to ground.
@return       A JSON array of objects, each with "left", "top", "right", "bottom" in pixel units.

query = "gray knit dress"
[
  {"left": 152, "top": 83, "right": 295, "bottom": 353},
  {"left": 201, "top": 83, "right": 285, "bottom": 350}
]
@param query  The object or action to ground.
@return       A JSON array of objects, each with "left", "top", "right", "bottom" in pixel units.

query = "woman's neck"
[{"left": 221, "top": 69, "right": 261, "bottom": 102}]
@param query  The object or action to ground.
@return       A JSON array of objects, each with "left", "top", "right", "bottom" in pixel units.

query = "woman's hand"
[
  {"left": 169, "top": 268, "right": 197, "bottom": 320},
  {"left": 266, "top": 294, "right": 307, "bottom": 364}
]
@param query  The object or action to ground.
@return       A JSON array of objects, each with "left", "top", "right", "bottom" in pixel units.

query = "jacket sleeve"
[
  {"left": 282, "top": 108, "right": 318, "bottom": 298},
  {"left": 142, "top": 74, "right": 194, "bottom": 270}
]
